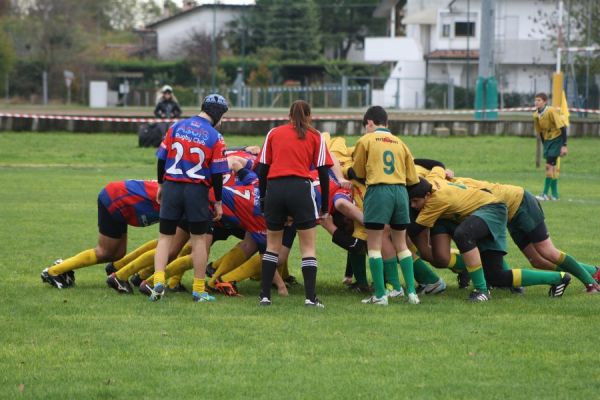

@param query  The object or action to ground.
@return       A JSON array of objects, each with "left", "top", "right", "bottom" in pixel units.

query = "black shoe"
[
  {"left": 510, "top": 286, "right": 525, "bottom": 295},
  {"left": 348, "top": 282, "right": 372, "bottom": 294},
  {"left": 106, "top": 272, "right": 133, "bottom": 294},
  {"left": 457, "top": 270, "right": 470, "bottom": 289},
  {"left": 468, "top": 289, "right": 490, "bottom": 302},
  {"left": 304, "top": 297, "right": 325, "bottom": 308},
  {"left": 129, "top": 274, "right": 143, "bottom": 287},
  {"left": 105, "top": 263, "right": 117, "bottom": 276},
  {"left": 167, "top": 283, "right": 188, "bottom": 293},
  {"left": 41, "top": 268, "right": 67, "bottom": 289},
  {"left": 139, "top": 280, "right": 153, "bottom": 296},
  {"left": 206, "top": 262, "right": 215, "bottom": 278},
  {"left": 283, "top": 275, "right": 300, "bottom": 287},
  {"left": 62, "top": 271, "right": 75, "bottom": 287},
  {"left": 549, "top": 273, "right": 571, "bottom": 298}
]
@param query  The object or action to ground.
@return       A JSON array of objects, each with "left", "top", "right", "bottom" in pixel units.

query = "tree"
[
  {"left": 0, "top": 28, "right": 15, "bottom": 90},
  {"left": 177, "top": 30, "right": 225, "bottom": 85},
  {"left": 315, "top": 0, "right": 386, "bottom": 59}
]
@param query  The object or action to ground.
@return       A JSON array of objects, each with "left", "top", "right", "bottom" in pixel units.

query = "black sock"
[
  {"left": 302, "top": 257, "right": 318, "bottom": 301},
  {"left": 344, "top": 253, "right": 353, "bottom": 278},
  {"left": 260, "top": 251, "right": 278, "bottom": 299}
]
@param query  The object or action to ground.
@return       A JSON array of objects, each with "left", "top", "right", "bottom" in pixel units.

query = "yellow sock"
[
  {"left": 165, "top": 255, "right": 193, "bottom": 279},
  {"left": 48, "top": 249, "right": 97, "bottom": 275},
  {"left": 193, "top": 278, "right": 205, "bottom": 293},
  {"left": 145, "top": 275, "right": 154, "bottom": 286},
  {"left": 208, "top": 246, "right": 249, "bottom": 287},
  {"left": 178, "top": 242, "right": 192, "bottom": 257},
  {"left": 113, "top": 239, "right": 158, "bottom": 270},
  {"left": 154, "top": 271, "right": 166, "bottom": 287},
  {"left": 138, "top": 266, "right": 154, "bottom": 280},
  {"left": 221, "top": 254, "right": 262, "bottom": 283},
  {"left": 115, "top": 249, "right": 156, "bottom": 280},
  {"left": 168, "top": 273, "right": 183, "bottom": 289}
]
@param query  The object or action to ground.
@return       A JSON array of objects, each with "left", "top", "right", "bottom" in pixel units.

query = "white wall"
[{"left": 154, "top": 7, "right": 243, "bottom": 59}]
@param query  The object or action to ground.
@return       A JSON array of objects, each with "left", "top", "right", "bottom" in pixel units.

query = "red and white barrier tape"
[{"left": 0, "top": 107, "right": 599, "bottom": 123}]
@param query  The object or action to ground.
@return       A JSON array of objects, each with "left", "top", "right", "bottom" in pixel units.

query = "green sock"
[
  {"left": 349, "top": 253, "right": 368, "bottom": 285},
  {"left": 449, "top": 253, "right": 466, "bottom": 272},
  {"left": 383, "top": 258, "right": 402, "bottom": 291},
  {"left": 557, "top": 253, "right": 595, "bottom": 285},
  {"left": 516, "top": 269, "right": 563, "bottom": 286},
  {"left": 413, "top": 258, "right": 440, "bottom": 285},
  {"left": 368, "top": 257, "right": 386, "bottom": 298},
  {"left": 501, "top": 259, "right": 511, "bottom": 271},
  {"left": 398, "top": 254, "right": 416, "bottom": 295},
  {"left": 543, "top": 177, "right": 551, "bottom": 195},
  {"left": 578, "top": 262, "right": 599, "bottom": 277},
  {"left": 466, "top": 265, "right": 487, "bottom": 292},
  {"left": 550, "top": 178, "right": 559, "bottom": 198}
]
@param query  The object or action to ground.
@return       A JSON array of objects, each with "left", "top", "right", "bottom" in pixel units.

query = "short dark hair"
[
  {"left": 362, "top": 106, "right": 388, "bottom": 127},
  {"left": 408, "top": 178, "right": 433, "bottom": 199},
  {"left": 535, "top": 92, "right": 548, "bottom": 102}
]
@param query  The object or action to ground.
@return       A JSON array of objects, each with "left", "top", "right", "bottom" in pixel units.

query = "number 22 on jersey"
[{"left": 166, "top": 142, "right": 206, "bottom": 179}]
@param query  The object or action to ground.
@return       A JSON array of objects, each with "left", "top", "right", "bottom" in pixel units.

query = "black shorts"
[
  {"left": 97, "top": 199, "right": 127, "bottom": 239},
  {"left": 546, "top": 156, "right": 558, "bottom": 166},
  {"left": 211, "top": 224, "right": 246, "bottom": 242},
  {"left": 265, "top": 177, "right": 318, "bottom": 231},
  {"left": 160, "top": 181, "right": 212, "bottom": 235}
]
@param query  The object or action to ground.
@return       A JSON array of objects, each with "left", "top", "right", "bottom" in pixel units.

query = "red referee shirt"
[{"left": 259, "top": 123, "right": 333, "bottom": 179}]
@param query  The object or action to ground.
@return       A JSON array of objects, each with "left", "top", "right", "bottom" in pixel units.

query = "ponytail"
[{"left": 289, "top": 100, "right": 314, "bottom": 139}]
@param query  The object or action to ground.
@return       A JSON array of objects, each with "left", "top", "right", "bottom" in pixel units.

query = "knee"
[{"left": 453, "top": 227, "right": 476, "bottom": 253}]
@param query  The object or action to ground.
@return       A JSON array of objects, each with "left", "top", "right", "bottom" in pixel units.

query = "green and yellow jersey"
[
  {"left": 453, "top": 177, "right": 524, "bottom": 222},
  {"left": 351, "top": 181, "right": 368, "bottom": 241},
  {"left": 352, "top": 128, "right": 419, "bottom": 186},
  {"left": 416, "top": 172, "right": 498, "bottom": 228},
  {"left": 533, "top": 106, "right": 565, "bottom": 142}
]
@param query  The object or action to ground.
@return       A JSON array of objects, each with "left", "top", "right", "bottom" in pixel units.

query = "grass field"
[{"left": 1, "top": 132, "right": 600, "bottom": 399}]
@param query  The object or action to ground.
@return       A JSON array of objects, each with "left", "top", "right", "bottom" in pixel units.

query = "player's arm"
[
  {"left": 559, "top": 126, "right": 568, "bottom": 155},
  {"left": 330, "top": 154, "right": 352, "bottom": 189},
  {"left": 408, "top": 224, "right": 433, "bottom": 263},
  {"left": 414, "top": 158, "right": 446, "bottom": 170},
  {"left": 334, "top": 198, "right": 363, "bottom": 225}
]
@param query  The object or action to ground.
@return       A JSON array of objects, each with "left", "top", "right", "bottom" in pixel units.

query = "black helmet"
[{"left": 201, "top": 93, "right": 229, "bottom": 126}]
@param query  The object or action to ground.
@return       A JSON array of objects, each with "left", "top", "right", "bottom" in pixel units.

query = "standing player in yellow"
[
  {"left": 533, "top": 92, "right": 567, "bottom": 200},
  {"left": 351, "top": 106, "right": 420, "bottom": 305}
]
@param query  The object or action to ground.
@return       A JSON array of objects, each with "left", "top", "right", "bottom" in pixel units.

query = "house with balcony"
[{"left": 365, "top": 0, "right": 556, "bottom": 108}]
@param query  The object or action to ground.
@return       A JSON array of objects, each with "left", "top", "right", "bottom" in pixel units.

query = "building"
[
  {"left": 365, "top": 0, "right": 556, "bottom": 109},
  {"left": 146, "top": 2, "right": 252, "bottom": 60}
]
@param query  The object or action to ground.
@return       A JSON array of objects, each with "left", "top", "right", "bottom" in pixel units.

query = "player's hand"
[
  {"left": 339, "top": 178, "right": 353, "bottom": 190},
  {"left": 156, "top": 185, "right": 162, "bottom": 204},
  {"left": 319, "top": 212, "right": 330, "bottom": 221},
  {"left": 445, "top": 169, "right": 455, "bottom": 179},
  {"left": 213, "top": 201, "right": 223, "bottom": 221},
  {"left": 245, "top": 145, "right": 261, "bottom": 155},
  {"left": 285, "top": 216, "right": 294, "bottom": 226},
  {"left": 560, "top": 146, "right": 568, "bottom": 156}
]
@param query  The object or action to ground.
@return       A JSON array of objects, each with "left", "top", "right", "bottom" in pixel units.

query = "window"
[
  {"left": 442, "top": 24, "right": 451, "bottom": 37},
  {"left": 455, "top": 21, "right": 475, "bottom": 37}
]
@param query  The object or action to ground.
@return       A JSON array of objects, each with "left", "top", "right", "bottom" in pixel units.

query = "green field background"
[{"left": 1, "top": 133, "right": 599, "bottom": 399}]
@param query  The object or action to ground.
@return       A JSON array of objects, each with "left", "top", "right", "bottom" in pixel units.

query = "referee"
[{"left": 256, "top": 100, "right": 333, "bottom": 307}]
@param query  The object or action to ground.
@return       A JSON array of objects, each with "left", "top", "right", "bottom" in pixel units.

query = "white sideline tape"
[{"left": 0, "top": 107, "right": 599, "bottom": 123}]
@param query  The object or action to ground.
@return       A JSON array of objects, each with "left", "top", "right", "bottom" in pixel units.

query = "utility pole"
[
  {"left": 474, "top": 0, "right": 497, "bottom": 120},
  {"left": 210, "top": 0, "right": 217, "bottom": 92}
]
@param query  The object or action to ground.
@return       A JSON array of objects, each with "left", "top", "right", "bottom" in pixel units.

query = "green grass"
[{"left": 1, "top": 132, "right": 600, "bottom": 399}]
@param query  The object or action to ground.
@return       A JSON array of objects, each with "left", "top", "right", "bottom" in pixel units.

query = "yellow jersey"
[
  {"left": 351, "top": 181, "right": 368, "bottom": 241},
  {"left": 416, "top": 174, "right": 497, "bottom": 228},
  {"left": 352, "top": 128, "right": 419, "bottom": 186},
  {"left": 533, "top": 106, "right": 565, "bottom": 141},
  {"left": 453, "top": 177, "right": 524, "bottom": 222}
]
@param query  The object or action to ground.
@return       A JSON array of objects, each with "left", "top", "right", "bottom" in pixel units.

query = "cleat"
[
  {"left": 407, "top": 293, "right": 420, "bottom": 305},
  {"left": 549, "top": 195, "right": 559, "bottom": 201},
  {"left": 192, "top": 291, "right": 216, "bottom": 302},
  {"left": 585, "top": 283, "right": 600, "bottom": 294},
  {"left": 167, "top": 283, "right": 188, "bottom": 293},
  {"left": 457, "top": 270, "right": 470, "bottom": 289},
  {"left": 139, "top": 280, "right": 153, "bottom": 296},
  {"left": 148, "top": 283, "right": 165, "bottom": 301},
  {"left": 468, "top": 289, "right": 491, "bottom": 302},
  {"left": 41, "top": 268, "right": 67, "bottom": 289},
  {"left": 592, "top": 267, "right": 600, "bottom": 284},
  {"left": 342, "top": 276, "right": 353, "bottom": 286},
  {"left": 259, "top": 297, "right": 272, "bottom": 306},
  {"left": 129, "top": 274, "right": 143, "bottom": 287},
  {"left": 105, "top": 262, "right": 117, "bottom": 276},
  {"left": 386, "top": 287, "right": 405, "bottom": 298},
  {"left": 549, "top": 273, "right": 571, "bottom": 298},
  {"left": 510, "top": 286, "right": 525, "bottom": 295},
  {"left": 63, "top": 270, "right": 75, "bottom": 287},
  {"left": 106, "top": 273, "right": 133, "bottom": 294},
  {"left": 215, "top": 280, "right": 240, "bottom": 296},
  {"left": 205, "top": 262, "right": 215, "bottom": 278},
  {"left": 348, "top": 282, "right": 372, "bottom": 294},
  {"left": 284, "top": 275, "right": 300, "bottom": 287},
  {"left": 535, "top": 194, "right": 550, "bottom": 201},
  {"left": 304, "top": 298, "right": 325, "bottom": 308},
  {"left": 361, "top": 295, "right": 388, "bottom": 305},
  {"left": 416, "top": 279, "right": 446, "bottom": 295}
]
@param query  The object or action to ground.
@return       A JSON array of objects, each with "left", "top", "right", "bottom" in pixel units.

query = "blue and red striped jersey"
[
  {"left": 98, "top": 180, "right": 160, "bottom": 227},
  {"left": 157, "top": 115, "right": 228, "bottom": 185}
]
